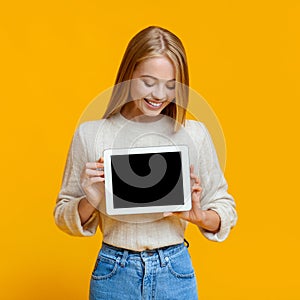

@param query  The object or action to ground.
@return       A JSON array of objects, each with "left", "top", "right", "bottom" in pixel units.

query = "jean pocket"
[
  {"left": 91, "top": 254, "right": 119, "bottom": 280},
  {"left": 167, "top": 248, "right": 195, "bottom": 279}
]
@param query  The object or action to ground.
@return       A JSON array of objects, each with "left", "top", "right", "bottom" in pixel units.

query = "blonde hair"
[{"left": 102, "top": 26, "right": 189, "bottom": 131}]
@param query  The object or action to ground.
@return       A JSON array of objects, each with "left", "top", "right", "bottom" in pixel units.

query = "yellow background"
[{"left": 1, "top": 1, "right": 299, "bottom": 299}]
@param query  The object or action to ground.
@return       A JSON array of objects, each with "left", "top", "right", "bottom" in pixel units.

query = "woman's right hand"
[{"left": 80, "top": 156, "right": 105, "bottom": 209}]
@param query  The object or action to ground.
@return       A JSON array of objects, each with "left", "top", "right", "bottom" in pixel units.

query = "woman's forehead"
[{"left": 133, "top": 56, "right": 175, "bottom": 80}]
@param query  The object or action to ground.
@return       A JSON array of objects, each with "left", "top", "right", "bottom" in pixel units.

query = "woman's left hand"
[{"left": 163, "top": 165, "right": 206, "bottom": 226}]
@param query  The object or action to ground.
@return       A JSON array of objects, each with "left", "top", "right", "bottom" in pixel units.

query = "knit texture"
[{"left": 54, "top": 112, "right": 237, "bottom": 251}]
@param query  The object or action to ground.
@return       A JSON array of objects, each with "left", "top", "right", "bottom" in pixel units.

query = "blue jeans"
[{"left": 89, "top": 241, "right": 198, "bottom": 300}]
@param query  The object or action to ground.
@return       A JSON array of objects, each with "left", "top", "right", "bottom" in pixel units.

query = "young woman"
[{"left": 54, "top": 26, "right": 237, "bottom": 300}]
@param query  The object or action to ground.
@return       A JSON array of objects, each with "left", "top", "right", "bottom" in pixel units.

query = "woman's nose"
[{"left": 151, "top": 85, "right": 167, "bottom": 100}]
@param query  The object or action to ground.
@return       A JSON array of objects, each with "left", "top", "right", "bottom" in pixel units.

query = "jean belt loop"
[
  {"left": 184, "top": 238, "right": 190, "bottom": 248},
  {"left": 120, "top": 249, "right": 128, "bottom": 268},
  {"left": 157, "top": 249, "right": 166, "bottom": 267}
]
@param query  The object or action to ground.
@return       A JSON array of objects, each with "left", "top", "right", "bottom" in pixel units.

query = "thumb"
[{"left": 163, "top": 212, "right": 173, "bottom": 217}]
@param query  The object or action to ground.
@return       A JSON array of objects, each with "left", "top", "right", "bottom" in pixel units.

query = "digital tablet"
[{"left": 103, "top": 145, "right": 191, "bottom": 215}]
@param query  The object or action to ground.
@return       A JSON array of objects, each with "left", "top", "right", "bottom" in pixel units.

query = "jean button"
[{"left": 165, "top": 256, "right": 169, "bottom": 262}]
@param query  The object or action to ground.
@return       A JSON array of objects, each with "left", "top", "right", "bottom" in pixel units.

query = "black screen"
[{"left": 110, "top": 151, "right": 184, "bottom": 208}]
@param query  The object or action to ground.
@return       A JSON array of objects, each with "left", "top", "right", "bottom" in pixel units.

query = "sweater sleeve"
[
  {"left": 54, "top": 124, "right": 99, "bottom": 237},
  {"left": 191, "top": 121, "right": 237, "bottom": 242}
]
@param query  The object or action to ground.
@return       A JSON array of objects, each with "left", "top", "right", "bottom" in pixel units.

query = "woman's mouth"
[{"left": 144, "top": 98, "right": 164, "bottom": 109}]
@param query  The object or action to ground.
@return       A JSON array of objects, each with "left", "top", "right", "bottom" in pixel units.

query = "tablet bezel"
[{"left": 103, "top": 145, "right": 191, "bottom": 215}]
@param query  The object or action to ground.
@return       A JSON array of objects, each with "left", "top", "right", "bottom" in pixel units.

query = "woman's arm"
[
  {"left": 164, "top": 165, "right": 221, "bottom": 233},
  {"left": 194, "top": 210, "right": 221, "bottom": 233},
  {"left": 195, "top": 122, "right": 237, "bottom": 241},
  {"left": 54, "top": 123, "right": 100, "bottom": 236},
  {"left": 165, "top": 121, "right": 237, "bottom": 242},
  {"left": 78, "top": 197, "right": 97, "bottom": 225}
]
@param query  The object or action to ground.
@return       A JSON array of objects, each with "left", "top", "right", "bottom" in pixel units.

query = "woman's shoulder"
[
  {"left": 74, "top": 118, "right": 108, "bottom": 143},
  {"left": 184, "top": 119, "right": 217, "bottom": 149},
  {"left": 184, "top": 119, "right": 208, "bottom": 136},
  {"left": 77, "top": 118, "right": 106, "bottom": 132}
]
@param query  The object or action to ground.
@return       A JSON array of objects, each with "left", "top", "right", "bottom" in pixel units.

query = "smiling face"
[{"left": 121, "top": 56, "right": 176, "bottom": 119}]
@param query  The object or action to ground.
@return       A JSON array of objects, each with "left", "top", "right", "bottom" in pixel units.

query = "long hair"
[{"left": 102, "top": 26, "right": 189, "bottom": 131}]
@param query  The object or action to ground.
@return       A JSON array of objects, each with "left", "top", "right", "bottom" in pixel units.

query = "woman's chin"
[{"left": 142, "top": 110, "right": 162, "bottom": 117}]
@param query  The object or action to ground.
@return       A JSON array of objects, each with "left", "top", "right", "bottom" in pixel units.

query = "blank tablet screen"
[{"left": 110, "top": 151, "right": 184, "bottom": 208}]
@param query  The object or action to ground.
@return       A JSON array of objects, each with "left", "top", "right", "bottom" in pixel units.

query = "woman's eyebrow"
[{"left": 140, "top": 75, "right": 175, "bottom": 82}]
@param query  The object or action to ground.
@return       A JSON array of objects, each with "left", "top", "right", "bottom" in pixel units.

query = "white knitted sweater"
[{"left": 54, "top": 112, "right": 237, "bottom": 251}]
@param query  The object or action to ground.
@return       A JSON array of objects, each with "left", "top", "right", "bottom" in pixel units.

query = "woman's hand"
[
  {"left": 80, "top": 156, "right": 105, "bottom": 209},
  {"left": 163, "top": 165, "right": 221, "bottom": 232},
  {"left": 163, "top": 165, "right": 205, "bottom": 225}
]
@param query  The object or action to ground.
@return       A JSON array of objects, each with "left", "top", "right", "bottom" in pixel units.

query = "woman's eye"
[
  {"left": 143, "top": 81, "right": 154, "bottom": 87},
  {"left": 166, "top": 84, "right": 175, "bottom": 90}
]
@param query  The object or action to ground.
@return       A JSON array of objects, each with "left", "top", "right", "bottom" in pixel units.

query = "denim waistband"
[{"left": 100, "top": 240, "right": 188, "bottom": 268}]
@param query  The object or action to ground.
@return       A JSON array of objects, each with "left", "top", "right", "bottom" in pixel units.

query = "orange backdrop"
[{"left": 1, "top": 1, "right": 299, "bottom": 299}]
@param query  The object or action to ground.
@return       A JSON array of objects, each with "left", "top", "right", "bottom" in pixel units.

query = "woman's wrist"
[
  {"left": 196, "top": 209, "right": 221, "bottom": 233},
  {"left": 78, "top": 197, "right": 97, "bottom": 225}
]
